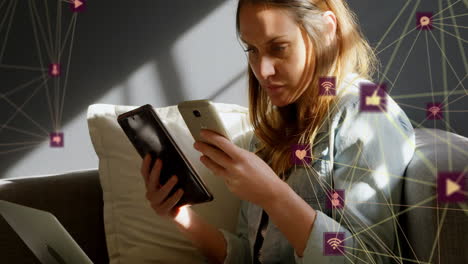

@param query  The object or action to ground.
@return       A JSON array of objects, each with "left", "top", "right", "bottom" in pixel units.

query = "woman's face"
[{"left": 239, "top": 4, "right": 314, "bottom": 107}]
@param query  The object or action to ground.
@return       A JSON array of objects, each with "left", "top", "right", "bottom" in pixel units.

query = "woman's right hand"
[
  {"left": 140, "top": 153, "right": 185, "bottom": 219},
  {"left": 142, "top": 154, "right": 227, "bottom": 263}
]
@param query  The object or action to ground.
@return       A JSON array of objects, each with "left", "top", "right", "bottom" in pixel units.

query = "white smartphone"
[{"left": 178, "top": 99, "right": 232, "bottom": 144}]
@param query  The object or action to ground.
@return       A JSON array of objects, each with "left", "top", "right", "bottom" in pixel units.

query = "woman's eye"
[
  {"left": 272, "top": 45, "right": 287, "bottom": 52},
  {"left": 244, "top": 47, "right": 257, "bottom": 54}
]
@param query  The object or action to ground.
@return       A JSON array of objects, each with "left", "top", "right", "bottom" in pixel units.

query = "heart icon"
[{"left": 295, "top": 149, "right": 307, "bottom": 160}]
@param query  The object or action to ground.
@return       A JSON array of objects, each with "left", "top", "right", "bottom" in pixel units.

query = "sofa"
[{"left": 1, "top": 127, "right": 467, "bottom": 263}]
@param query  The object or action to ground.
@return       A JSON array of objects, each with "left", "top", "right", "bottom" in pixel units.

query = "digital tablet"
[{"left": 117, "top": 104, "right": 213, "bottom": 207}]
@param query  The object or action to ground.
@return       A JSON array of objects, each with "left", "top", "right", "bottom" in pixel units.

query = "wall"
[{"left": 1, "top": 0, "right": 466, "bottom": 178}]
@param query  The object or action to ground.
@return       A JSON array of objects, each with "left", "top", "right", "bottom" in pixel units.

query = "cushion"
[
  {"left": 87, "top": 103, "right": 254, "bottom": 264},
  {"left": 400, "top": 128, "right": 468, "bottom": 263}
]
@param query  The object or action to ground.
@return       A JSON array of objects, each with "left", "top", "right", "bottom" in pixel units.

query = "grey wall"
[
  {"left": 350, "top": 0, "right": 467, "bottom": 136},
  {"left": 0, "top": 0, "right": 466, "bottom": 178}
]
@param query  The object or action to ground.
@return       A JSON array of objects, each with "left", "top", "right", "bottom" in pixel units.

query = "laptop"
[{"left": 0, "top": 200, "right": 93, "bottom": 264}]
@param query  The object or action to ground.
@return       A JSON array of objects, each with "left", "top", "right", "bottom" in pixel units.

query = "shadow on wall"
[{"left": 0, "top": 0, "right": 224, "bottom": 176}]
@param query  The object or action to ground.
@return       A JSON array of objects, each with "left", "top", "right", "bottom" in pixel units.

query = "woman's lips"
[{"left": 266, "top": 85, "right": 285, "bottom": 93}]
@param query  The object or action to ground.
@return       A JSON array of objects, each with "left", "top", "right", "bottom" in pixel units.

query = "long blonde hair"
[{"left": 236, "top": 0, "right": 378, "bottom": 179}]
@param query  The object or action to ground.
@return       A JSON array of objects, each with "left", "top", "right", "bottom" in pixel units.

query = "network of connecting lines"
[
  {"left": 0, "top": 0, "right": 83, "bottom": 151},
  {"left": 291, "top": 0, "right": 467, "bottom": 263},
  {"left": 0, "top": 0, "right": 467, "bottom": 263}
]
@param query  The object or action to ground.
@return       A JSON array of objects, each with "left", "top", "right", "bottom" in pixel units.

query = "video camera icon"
[{"left": 360, "top": 83, "right": 387, "bottom": 112}]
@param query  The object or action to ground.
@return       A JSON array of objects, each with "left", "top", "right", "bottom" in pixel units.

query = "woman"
[{"left": 141, "top": 0, "right": 415, "bottom": 263}]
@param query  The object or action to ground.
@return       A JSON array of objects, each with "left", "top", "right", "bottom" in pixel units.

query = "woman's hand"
[
  {"left": 193, "top": 129, "right": 284, "bottom": 207},
  {"left": 140, "top": 154, "right": 185, "bottom": 219}
]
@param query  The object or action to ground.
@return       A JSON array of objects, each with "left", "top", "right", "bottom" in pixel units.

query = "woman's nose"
[{"left": 258, "top": 56, "right": 275, "bottom": 80}]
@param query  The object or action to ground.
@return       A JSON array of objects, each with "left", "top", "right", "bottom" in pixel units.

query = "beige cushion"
[{"left": 87, "top": 103, "right": 253, "bottom": 263}]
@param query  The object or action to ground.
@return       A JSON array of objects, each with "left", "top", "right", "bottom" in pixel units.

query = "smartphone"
[
  {"left": 178, "top": 100, "right": 231, "bottom": 145},
  {"left": 117, "top": 104, "right": 213, "bottom": 207}
]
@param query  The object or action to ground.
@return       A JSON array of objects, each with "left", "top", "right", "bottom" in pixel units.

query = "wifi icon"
[
  {"left": 327, "top": 237, "right": 342, "bottom": 250},
  {"left": 324, "top": 232, "right": 345, "bottom": 256},
  {"left": 322, "top": 81, "right": 333, "bottom": 89},
  {"left": 319, "top": 77, "right": 336, "bottom": 96}
]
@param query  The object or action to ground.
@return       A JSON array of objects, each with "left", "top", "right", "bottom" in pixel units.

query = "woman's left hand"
[{"left": 193, "top": 129, "right": 284, "bottom": 207}]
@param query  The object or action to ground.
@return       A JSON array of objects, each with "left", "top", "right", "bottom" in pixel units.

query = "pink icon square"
[
  {"left": 326, "top": 189, "right": 345, "bottom": 209},
  {"left": 48, "top": 63, "right": 61, "bottom": 77},
  {"left": 50, "top": 132, "right": 64, "bottom": 147},
  {"left": 324, "top": 232, "right": 345, "bottom": 256},
  {"left": 437, "top": 172, "right": 466, "bottom": 203},
  {"left": 426, "top": 102, "right": 443, "bottom": 120},
  {"left": 417, "top": 12, "right": 433, "bottom": 30},
  {"left": 291, "top": 144, "right": 312, "bottom": 165},
  {"left": 319, "top": 77, "right": 336, "bottom": 96},
  {"left": 360, "top": 83, "right": 387, "bottom": 112},
  {"left": 70, "top": 0, "right": 86, "bottom": 13}
]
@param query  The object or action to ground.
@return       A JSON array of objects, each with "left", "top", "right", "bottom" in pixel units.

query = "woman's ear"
[{"left": 322, "top": 10, "right": 337, "bottom": 46}]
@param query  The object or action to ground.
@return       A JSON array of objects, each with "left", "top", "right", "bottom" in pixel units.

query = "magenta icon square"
[
  {"left": 48, "top": 63, "right": 61, "bottom": 77},
  {"left": 426, "top": 102, "right": 443, "bottom": 120},
  {"left": 291, "top": 144, "right": 312, "bottom": 165},
  {"left": 326, "top": 189, "right": 345, "bottom": 209},
  {"left": 437, "top": 172, "right": 466, "bottom": 203},
  {"left": 416, "top": 12, "right": 433, "bottom": 30},
  {"left": 70, "top": 0, "right": 86, "bottom": 12},
  {"left": 360, "top": 83, "right": 387, "bottom": 112},
  {"left": 324, "top": 232, "right": 345, "bottom": 256},
  {"left": 319, "top": 77, "right": 336, "bottom": 96},
  {"left": 50, "top": 132, "right": 64, "bottom": 147}
]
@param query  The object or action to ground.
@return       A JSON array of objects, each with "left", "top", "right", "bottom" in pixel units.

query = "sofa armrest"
[
  {"left": 400, "top": 128, "right": 468, "bottom": 263},
  {"left": 0, "top": 169, "right": 109, "bottom": 264}
]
